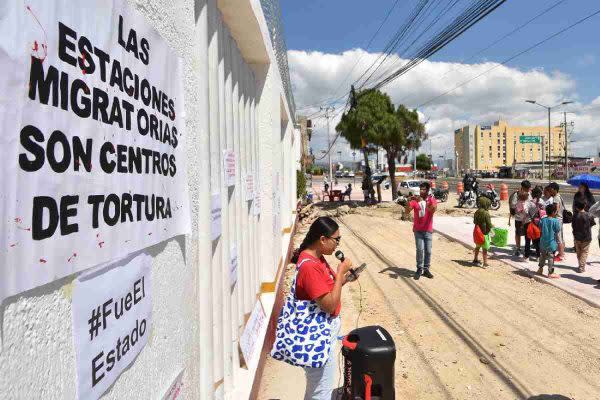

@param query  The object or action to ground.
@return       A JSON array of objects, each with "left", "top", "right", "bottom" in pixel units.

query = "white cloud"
[{"left": 290, "top": 49, "right": 600, "bottom": 164}]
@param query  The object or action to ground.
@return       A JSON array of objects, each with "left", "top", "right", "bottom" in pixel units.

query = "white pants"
[{"left": 304, "top": 317, "right": 341, "bottom": 400}]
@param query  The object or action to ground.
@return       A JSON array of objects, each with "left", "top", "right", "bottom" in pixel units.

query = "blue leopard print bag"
[{"left": 270, "top": 260, "right": 334, "bottom": 368}]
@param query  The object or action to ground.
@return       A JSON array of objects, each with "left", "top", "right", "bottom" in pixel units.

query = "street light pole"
[
  {"left": 525, "top": 99, "right": 573, "bottom": 180},
  {"left": 321, "top": 106, "right": 334, "bottom": 185},
  {"left": 547, "top": 107, "right": 551, "bottom": 179}
]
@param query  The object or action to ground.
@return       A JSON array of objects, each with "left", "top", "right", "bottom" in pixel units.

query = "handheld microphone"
[{"left": 335, "top": 250, "right": 358, "bottom": 279}]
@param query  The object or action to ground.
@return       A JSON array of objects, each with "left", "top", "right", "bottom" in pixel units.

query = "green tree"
[
  {"left": 385, "top": 105, "right": 426, "bottom": 199},
  {"left": 396, "top": 105, "right": 427, "bottom": 165},
  {"left": 296, "top": 170, "right": 307, "bottom": 199},
  {"left": 336, "top": 89, "right": 399, "bottom": 199},
  {"left": 416, "top": 153, "right": 432, "bottom": 171}
]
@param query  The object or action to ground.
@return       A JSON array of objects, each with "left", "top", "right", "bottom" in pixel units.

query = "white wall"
[{"left": 0, "top": 0, "right": 297, "bottom": 399}]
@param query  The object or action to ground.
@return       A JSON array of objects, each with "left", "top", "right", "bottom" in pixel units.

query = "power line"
[
  {"left": 295, "top": 0, "right": 402, "bottom": 113},
  {"left": 370, "top": 0, "right": 508, "bottom": 91},
  {"left": 397, "top": 0, "right": 567, "bottom": 106},
  {"left": 416, "top": 6, "right": 600, "bottom": 109}
]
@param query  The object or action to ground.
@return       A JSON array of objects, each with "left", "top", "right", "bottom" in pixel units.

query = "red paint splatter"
[
  {"left": 96, "top": 233, "right": 100, "bottom": 238},
  {"left": 9, "top": 243, "right": 18, "bottom": 248},
  {"left": 147, "top": 233, "right": 152, "bottom": 236},
  {"left": 67, "top": 252, "right": 77, "bottom": 262},
  {"left": 39, "top": 258, "right": 47, "bottom": 263},
  {"left": 14, "top": 217, "right": 22, "bottom": 223},
  {"left": 98, "top": 241, "right": 105, "bottom": 248},
  {"left": 26, "top": 5, "right": 48, "bottom": 62},
  {"left": 124, "top": 240, "right": 131, "bottom": 243}
]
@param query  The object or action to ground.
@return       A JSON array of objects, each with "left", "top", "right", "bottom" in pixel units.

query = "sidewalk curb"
[{"left": 433, "top": 228, "right": 600, "bottom": 309}]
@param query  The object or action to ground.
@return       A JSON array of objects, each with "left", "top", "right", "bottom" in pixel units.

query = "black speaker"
[{"left": 341, "top": 325, "right": 396, "bottom": 400}]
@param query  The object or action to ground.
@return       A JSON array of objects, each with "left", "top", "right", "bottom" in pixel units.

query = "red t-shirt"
[
  {"left": 410, "top": 195, "right": 437, "bottom": 232},
  {"left": 295, "top": 251, "right": 341, "bottom": 317}
]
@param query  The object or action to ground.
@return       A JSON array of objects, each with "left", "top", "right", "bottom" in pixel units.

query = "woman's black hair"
[
  {"left": 291, "top": 217, "right": 339, "bottom": 263},
  {"left": 531, "top": 185, "right": 543, "bottom": 199}
]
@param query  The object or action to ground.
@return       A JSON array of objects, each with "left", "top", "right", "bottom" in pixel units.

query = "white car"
[
  {"left": 397, "top": 180, "right": 423, "bottom": 197},
  {"left": 347, "top": 171, "right": 355, "bottom": 177}
]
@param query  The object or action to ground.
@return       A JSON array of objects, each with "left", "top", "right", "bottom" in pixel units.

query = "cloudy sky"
[{"left": 281, "top": 0, "right": 600, "bottom": 164}]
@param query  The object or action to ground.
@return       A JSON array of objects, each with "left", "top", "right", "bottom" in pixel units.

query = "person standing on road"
[
  {"left": 271, "top": 216, "right": 353, "bottom": 400},
  {"left": 548, "top": 182, "right": 566, "bottom": 261},
  {"left": 573, "top": 200, "right": 593, "bottom": 273},
  {"left": 509, "top": 180, "right": 532, "bottom": 258},
  {"left": 473, "top": 196, "right": 493, "bottom": 268},
  {"left": 405, "top": 181, "right": 437, "bottom": 280},
  {"left": 538, "top": 204, "right": 561, "bottom": 279},
  {"left": 571, "top": 183, "right": 596, "bottom": 252},
  {"left": 361, "top": 176, "right": 370, "bottom": 204},
  {"left": 528, "top": 186, "right": 545, "bottom": 261}
]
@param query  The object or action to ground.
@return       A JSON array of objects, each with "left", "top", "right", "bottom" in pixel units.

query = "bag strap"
[{"left": 290, "top": 258, "right": 312, "bottom": 300}]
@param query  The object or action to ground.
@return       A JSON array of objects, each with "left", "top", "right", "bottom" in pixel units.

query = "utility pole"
[
  {"left": 526, "top": 100, "right": 573, "bottom": 179},
  {"left": 352, "top": 151, "right": 356, "bottom": 185},
  {"left": 320, "top": 106, "right": 334, "bottom": 186},
  {"left": 561, "top": 112, "right": 576, "bottom": 180},
  {"left": 563, "top": 111, "right": 568, "bottom": 180},
  {"left": 541, "top": 136, "right": 545, "bottom": 180},
  {"left": 547, "top": 107, "right": 551, "bottom": 180}
]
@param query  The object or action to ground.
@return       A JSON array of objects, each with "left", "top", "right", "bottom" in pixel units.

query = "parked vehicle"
[
  {"left": 347, "top": 171, "right": 355, "bottom": 177},
  {"left": 335, "top": 170, "right": 344, "bottom": 178},
  {"left": 478, "top": 185, "right": 501, "bottom": 210},
  {"left": 457, "top": 189, "right": 478, "bottom": 208},
  {"left": 397, "top": 179, "right": 422, "bottom": 197},
  {"left": 432, "top": 188, "right": 449, "bottom": 202}
]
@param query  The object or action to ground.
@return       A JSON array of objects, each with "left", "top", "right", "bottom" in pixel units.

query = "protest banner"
[
  {"left": 0, "top": 1, "right": 190, "bottom": 302},
  {"left": 210, "top": 193, "right": 222, "bottom": 241},
  {"left": 72, "top": 253, "right": 152, "bottom": 399},
  {"left": 245, "top": 173, "right": 254, "bottom": 201},
  {"left": 223, "top": 149, "right": 236, "bottom": 187},
  {"left": 239, "top": 300, "right": 266, "bottom": 368}
]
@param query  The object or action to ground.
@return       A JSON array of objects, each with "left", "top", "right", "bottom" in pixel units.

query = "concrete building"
[
  {"left": 0, "top": 1, "right": 299, "bottom": 399},
  {"left": 454, "top": 120, "right": 565, "bottom": 172},
  {"left": 296, "top": 116, "right": 313, "bottom": 171}
]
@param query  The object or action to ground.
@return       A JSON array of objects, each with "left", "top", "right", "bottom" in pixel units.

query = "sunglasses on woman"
[{"left": 328, "top": 236, "right": 341, "bottom": 244}]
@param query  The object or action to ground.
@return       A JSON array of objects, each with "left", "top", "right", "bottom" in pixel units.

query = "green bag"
[
  {"left": 491, "top": 227, "right": 508, "bottom": 247},
  {"left": 483, "top": 234, "right": 491, "bottom": 250}
]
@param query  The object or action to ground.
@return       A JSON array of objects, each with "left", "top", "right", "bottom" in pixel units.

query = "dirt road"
[{"left": 258, "top": 210, "right": 600, "bottom": 399}]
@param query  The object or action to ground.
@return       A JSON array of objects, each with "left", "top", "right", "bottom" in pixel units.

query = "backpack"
[
  {"left": 509, "top": 191, "right": 519, "bottom": 216},
  {"left": 527, "top": 222, "right": 541, "bottom": 240},
  {"left": 473, "top": 225, "right": 485, "bottom": 246}
]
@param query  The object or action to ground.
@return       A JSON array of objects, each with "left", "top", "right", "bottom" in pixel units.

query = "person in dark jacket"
[
  {"left": 573, "top": 200, "right": 593, "bottom": 273},
  {"left": 573, "top": 183, "right": 596, "bottom": 215},
  {"left": 571, "top": 183, "right": 596, "bottom": 252}
]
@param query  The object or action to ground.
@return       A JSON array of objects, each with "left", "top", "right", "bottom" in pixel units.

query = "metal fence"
[{"left": 260, "top": 0, "right": 296, "bottom": 119}]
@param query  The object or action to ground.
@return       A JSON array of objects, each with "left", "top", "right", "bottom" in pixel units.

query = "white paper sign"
[
  {"left": 245, "top": 173, "right": 254, "bottom": 201},
  {"left": 0, "top": 1, "right": 190, "bottom": 302},
  {"left": 253, "top": 192, "right": 261, "bottom": 216},
  {"left": 239, "top": 300, "right": 266, "bottom": 367},
  {"left": 161, "top": 368, "right": 185, "bottom": 400},
  {"left": 253, "top": 178, "right": 261, "bottom": 216},
  {"left": 230, "top": 245, "right": 238, "bottom": 290},
  {"left": 223, "top": 149, "right": 236, "bottom": 187},
  {"left": 210, "top": 193, "right": 222, "bottom": 241},
  {"left": 72, "top": 254, "right": 152, "bottom": 400}
]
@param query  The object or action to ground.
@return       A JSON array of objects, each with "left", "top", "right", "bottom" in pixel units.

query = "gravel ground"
[{"left": 257, "top": 207, "right": 600, "bottom": 400}]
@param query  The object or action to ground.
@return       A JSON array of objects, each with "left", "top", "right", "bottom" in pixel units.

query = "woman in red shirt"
[{"left": 291, "top": 217, "right": 353, "bottom": 399}]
